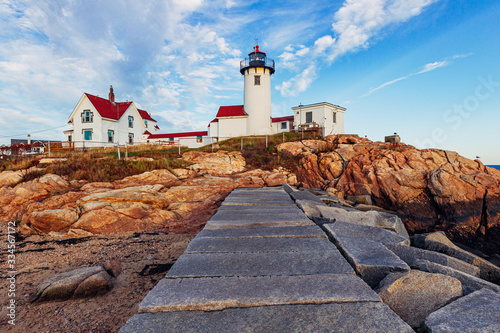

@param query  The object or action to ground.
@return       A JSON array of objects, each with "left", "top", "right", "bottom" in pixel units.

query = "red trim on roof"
[
  {"left": 210, "top": 118, "right": 219, "bottom": 123},
  {"left": 148, "top": 131, "right": 208, "bottom": 139},
  {"left": 154, "top": 125, "right": 160, "bottom": 130},
  {"left": 143, "top": 130, "right": 152, "bottom": 135},
  {"left": 138, "top": 109, "right": 157, "bottom": 122},
  {"left": 216, "top": 105, "right": 247, "bottom": 118},
  {"left": 272, "top": 116, "right": 294, "bottom": 123}
]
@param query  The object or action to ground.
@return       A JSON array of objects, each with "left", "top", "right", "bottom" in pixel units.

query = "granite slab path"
[{"left": 120, "top": 187, "right": 413, "bottom": 332}]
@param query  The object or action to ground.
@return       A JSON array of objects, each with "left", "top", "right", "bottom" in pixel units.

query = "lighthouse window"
[
  {"left": 254, "top": 75, "right": 261, "bottom": 85},
  {"left": 306, "top": 111, "right": 313, "bottom": 124}
]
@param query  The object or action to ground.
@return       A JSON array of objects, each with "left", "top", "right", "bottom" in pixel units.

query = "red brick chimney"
[{"left": 109, "top": 85, "right": 115, "bottom": 103}]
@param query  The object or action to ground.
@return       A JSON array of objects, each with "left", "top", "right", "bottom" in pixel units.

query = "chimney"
[
  {"left": 109, "top": 85, "right": 115, "bottom": 103},
  {"left": 27, "top": 134, "right": 31, "bottom": 145}
]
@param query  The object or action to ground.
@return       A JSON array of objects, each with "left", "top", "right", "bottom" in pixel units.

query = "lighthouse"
[{"left": 240, "top": 45, "right": 275, "bottom": 135}]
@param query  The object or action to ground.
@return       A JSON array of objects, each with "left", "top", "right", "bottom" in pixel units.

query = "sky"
[{"left": 1, "top": 0, "right": 499, "bottom": 164}]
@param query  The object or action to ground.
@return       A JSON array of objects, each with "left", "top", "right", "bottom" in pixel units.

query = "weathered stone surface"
[
  {"left": 140, "top": 274, "right": 380, "bottom": 312},
  {"left": 104, "top": 260, "right": 122, "bottom": 277},
  {"left": 324, "top": 221, "right": 410, "bottom": 247},
  {"left": 73, "top": 270, "right": 113, "bottom": 298},
  {"left": 121, "top": 302, "right": 413, "bottom": 333},
  {"left": 182, "top": 150, "right": 246, "bottom": 176},
  {"left": 347, "top": 195, "right": 373, "bottom": 206},
  {"left": 0, "top": 170, "right": 23, "bottom": 188},
  {"left": 0, "top": 174, "right": 70, "bottom": 222},
  {"left": 295, "top": 199, "right": 322, "bottom": 219},
  {"left": 318, "top": 206, "right": 410, "bottom": 239},
  {"left": 184, "top": 237, "right": 337, "bottom": 254},
  {"left": 376, "top": 270, "right": 462, "bottom": 328},
  {"left": 330, "top": 235, "right": 410, "bottom": 288},
  {"left": 171, "top": 168, "right": 199, "bottom": 180},
  {"left": 78, "top": 185, "right": 168, "bottom": 207},
  {"left": 263, "top": 172, "right": 287, "bottom": 187},
  {"left": 424, "top": 288, "right": 500, "bottom": 333},
  {"left": 387, "top": 243, "right": 480, "bottom": 277},
  {"left": 354, "top": 203, "right": 397, "bottom": 214},
  {"left": 290, "top": 190, "right": 327, "bottom": 206},
  {"left": 412, "top": 259, "right": 500, "bottom": 295},
  {"left": 166, "top": 251, "right": 354, "bottom": 278},
  {"left": 277, "top": 140, "right": 328, "bottom": 156},
  {"left": 31, "top": 266, "right": 113, "bottom": 302},
  {"left": 221, "top": 191, "right": 294, "bottom": 206},
  {"left": 416, "top": 232, "right": 500, "bottom": 284},
  {"left": 114, "top": 169, "right": 180, "bottom": 188},
  {"left": 196, "top": 226, "right": 326, "bottom": 239},
  {"left": 29, "top": 208, "right": 79, "bottom": 233}
]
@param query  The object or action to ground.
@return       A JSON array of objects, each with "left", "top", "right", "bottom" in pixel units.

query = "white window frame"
[
  {"left": 128, "top": 116, "right": 133, "bottom": 128},
  {"left": 83, "top": 129, "right": 93, "bottom": 141},
  {"left": 128, "top": 133, "right": 134, "bottom": 144},
  {"left": 108, "top": 130, "right": 114, "bottom": 143},
  {"left": 81, "top": 110, "right": 93, "bottom": 123}
]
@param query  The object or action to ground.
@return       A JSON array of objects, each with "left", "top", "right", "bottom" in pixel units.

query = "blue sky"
[{"left": 1, "top": 0, "right": 499, "bottom": 164}]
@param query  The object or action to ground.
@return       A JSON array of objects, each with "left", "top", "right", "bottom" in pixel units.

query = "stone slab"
[
  {"left": 318, "top": 206, "right": 410, "bottom": 239},
  {"left": 139, "top": 274, "right": 381, "bottom": 312},
  {"left": 221, "top": 197, "right": 296, "bottom": 206},
  {"left": 120, "top": 302, "right": 414, "bottom": 333},
  {"left": 424, "top": 288, "right": 500, "bottom": 333},
  {"left": 331, "top": 234, "right": 410, "bottom": 288},
  {"left": 295, "top": 199, "right": 322, "bottom": 218},
  {"left": 412, "top": 259, "right": 500, "bottom": 296},
  {"left": 196, "top": 226, "right": 327, "bottom": 239},
  {"left": 282, "top": 183, "right": 297, "bottom": 194},
  {"left": 290, "top": 190, "right": 327, "bottom": 206},
  {"left": 166, "top": 251, "right": 355, "bottom": 278},
  {"left": 324, "top": 221, "right": 410, "bottom": 247},
  {"left": 204, "top": 219, "right": 316, "bottom": 229},
  {"left": 387, "top": 244, "right": 480, "bottom": 277},
  {"left": 184, "top": 237, "right": 337, "bottom": 254},
  {"left": 208, "top": 206, "right": 309, "bottom": 222},
  {"left": 232, "top": 187, "right": 284, "bottom": 192}
]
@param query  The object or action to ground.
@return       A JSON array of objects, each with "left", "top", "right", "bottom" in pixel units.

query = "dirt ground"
[{"left": 0, "top": 230, "right": 195, "bottom": 332}]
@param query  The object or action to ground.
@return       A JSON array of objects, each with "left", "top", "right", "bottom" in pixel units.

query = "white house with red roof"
[{"left": 65, "top": 86, "right": 159, "bottom": 148}]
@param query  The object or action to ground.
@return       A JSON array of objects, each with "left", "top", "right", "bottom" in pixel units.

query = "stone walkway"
[{"left": 120, "top": 187, "right": 413, "bottom": 332}]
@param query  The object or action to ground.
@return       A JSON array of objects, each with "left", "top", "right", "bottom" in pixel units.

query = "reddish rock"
[
  {"left": 279, "top": 136, "right": 500, "bottom": 254},
  {"left": 113, "top": 169, "right": 181, "bottom": 188},
  {"left": 182, "top": 151, "right": 246, "bottom": 176}
]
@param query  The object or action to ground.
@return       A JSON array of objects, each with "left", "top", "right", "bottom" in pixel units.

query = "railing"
[{"left": 240, "top": 57, "right": 275, "bottom": 74}]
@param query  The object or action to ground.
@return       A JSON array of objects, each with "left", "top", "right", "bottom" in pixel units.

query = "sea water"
[{"left": 487, "top": 165, "right": 500, "bottom": 170}]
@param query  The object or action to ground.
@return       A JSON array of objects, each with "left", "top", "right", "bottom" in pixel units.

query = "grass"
[{"left": 0, "top": 133, "right": 321, "bottom": 184}]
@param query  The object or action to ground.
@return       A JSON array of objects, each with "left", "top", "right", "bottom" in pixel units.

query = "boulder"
[
  {"left": 412, "top": 259, "right": 500, "bottom": 295},
  {"left": 376, "top": 270, "right": 462, "bottom": 328},
  {"left": 30, "top": 266, "right": 114, "bottom": 302},
  {"left": 317, "top": 206, "right": 409, "bottom": 239},
  {"left": 0, "top": 170, "right": 23, "bottom": 188},
  {"left": 182, "top": 151, "right": 246, "bottom": 176},
  {"left": 387, "top": 244, "right": 479, "bottom": 277},
  {"left": 114, "top": 169, "right": 181, "bottom": 188},
  {"left": 424, "top": 288, "right": 500, "bottom": 333},
  {"left": 346, "top": 195, "right": 372, "bottom": 206},
  {"left": 263, "top": 172, "right": 286, "bottom": 187},
  {"left": 277, "top": 140, "right": 328, "bottom": 157},
  {"left": 415, "top": 232, "right": 500, "bottom": 284},
  {"left": 29, "top": 208, "right": 79, "bottom": 233}
]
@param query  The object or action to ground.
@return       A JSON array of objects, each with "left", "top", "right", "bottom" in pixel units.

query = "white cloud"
[
  {"left": 276, "top": 63, "right": 318, "bottom": 97},
  {"left": 278, "top": 0, "right": 440, "bottom": 96}
]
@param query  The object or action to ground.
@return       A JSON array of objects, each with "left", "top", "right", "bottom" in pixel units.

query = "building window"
[
  {"left": 128, "top": 116, "right": 133, "bottom": 128},
  {"left": 144, "top": 120, "right": 148, "bottom": 128},
  {"left": 281, "top": 122, "right": 287, "bottom": 129},
  {"left": 68, "top": 135, "right": 72, "bottom": 142},
  {"left": 305, "top": 111, "right": 313, "bottom": 124},
  {"left": 108, "top": 130, "right": 114, "bottom": 143},
  {"left": 196, "top": 136, "right": 203, "bottom": 143},
  {"left": 254, "top": 75, "right": 260, "bottom": 85},
  {"left": 333, "top": 112, "right": 337, "bottom": 123},
  {"left": 169, "top": 137, "right": 174, "bottom": 142},
  {"left": 81, "top": 110, "right": 93, "bottom": 123},
  {"left": 83, "top": 130, "right": 92, "bottom": 141},
  {"left": 128, "top": 133, "right": 134, "bottom": 144}
]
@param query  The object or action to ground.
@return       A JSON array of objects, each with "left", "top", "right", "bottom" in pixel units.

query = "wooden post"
[
  {"left": 125, "top": 143, "right": 128, "bottom": 159},
  {"left": 48, "top": 141, "right": 51, "bottom": 156},
  {"left": 117, "top": 144, "right": 121, "bottom": 160},
  {"left": 178, "top": 139, "right": 181, "bottom": 155},
  {"left": 241, "top": 137, "right": 243, "bottom": 150},
  {"left": 266, "top": 135, "right": 268, "bottom": 148},
  {"left": 283, "top": 131, "right": 285, "bottom": 143}
]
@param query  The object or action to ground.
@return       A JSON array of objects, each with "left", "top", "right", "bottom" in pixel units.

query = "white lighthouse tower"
[{"left": 240, "top": 45, "right": 275, "bottom": 135}]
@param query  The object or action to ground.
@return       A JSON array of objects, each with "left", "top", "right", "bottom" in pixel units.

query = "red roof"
[
  {"left": 138, "top": 109, "right": 156, "bottom": 122},
  {"left": 84, "top": 93, "right": 157, "bottom": 122},
  {"left": 272, "top": 116, "right": 294, "bottom": 123},
  {"left": 148, "top": 131, "right": 208, "bottom": 139},
  {"left": 85, "top": 93, "right": 132, "bottom": 120},
  {"left": 143, "top": 130, "right": 152, "bottom": 135},
  {"left": 216, "top": 105, "right": 247, "bottom": 118},
  {"left": 154, "top": 125, "right": 160, "bottom": 130}
]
